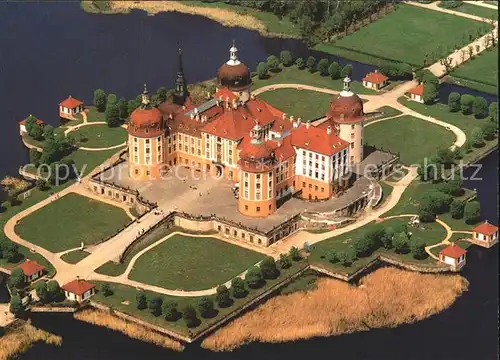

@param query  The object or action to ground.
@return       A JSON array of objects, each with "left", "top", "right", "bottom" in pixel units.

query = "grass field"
[
  {"left": 252, "top": 65, "right": 376, "bottom": 95},
  {"left": 315, "top": 4, "right": 491, "bottom": 67},
  {"left": 450, "top": 46, "right": 498, "bottom": 91},
  {"left": 60, "top": 250, "right": 91, "bottom": 264},
  {"left": 85, "top": 106, "right": 107, "bottom": 122},
  {"left": 129, "top": 235, "right": 265, "bottom": 290},
  {"left": 73, "top": 125, "right": 127, "bottom": 148},
  {"left": 309, "top": 217, "right": 446, "bottom": 275},
  {"left": 15, "top": 193, "right": 131, "bottom": 252},
  {"left": 258, "top": 89, "right": 332, "bottom": 121},
  {"left": 448, "top": 2, "right": 499, "bottom": 19},
  {"left": 379, "top": 181, "right": 394, "bottom": 205},
  {"left": 365, "top": 115, "right": 455, "bottom": 165}
]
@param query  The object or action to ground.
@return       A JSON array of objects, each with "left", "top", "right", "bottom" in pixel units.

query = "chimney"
[
  {"left": 168, "top": 113, "right": 173, "bottom": 119},
  {"left": 195, "top": 114, "right": 200, "bottom": 121},
  {"left": 293, "top": 121, "right": 299, "bottom": 129},
  {"left": 289, "top": 115, "right": 294, "bottom": 123},
  {"left": 182, "top": 105, "right": 186, "bottom": 110},
  {"left": 207, "top": 91, "right": 211, "bottom": 99},
  {"left": 190, "top": 113, "right": 194, "bottom": 120},
  {"left": 250, "top": 93, "right": 256, "bottom": 100},
  {"left": 282, "top": 113, "right": 286, "bottom": 120},
  {"left": 327, "top": 126, "right": 332, "bottom": 135},
  {"left": 297, "top": 117, "right": 302, "bottom": 123},
  {"left": 306, "top": 121, "right": 310, "bottom": 129},
  {"left": 232, "top": 98, "right": 237, "bottom": 109},
  {"left": 216, "top": 99, "right": 220, "bottom": 106},
  {"left": 277, "top": 142, "right": 282, "bottom": 147}
]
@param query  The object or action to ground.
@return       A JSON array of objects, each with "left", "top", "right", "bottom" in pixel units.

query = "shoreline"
[{"left": 80, "top": 1, "right": 299, "bottom": 39}]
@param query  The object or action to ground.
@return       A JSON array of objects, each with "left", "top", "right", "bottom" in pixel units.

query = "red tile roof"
[
  {"left": 472, "top": 222, "right": 498, "bottom": 236},
  {"left": 408, "top": 84, "right": 424, "bottom": 96},
  {"left": 62, "top": 279, "right": 95, "bottom": 295},
  {"left": 439, "top": 243, "right": 467, "bottom": 259},
  {"left": 19, "top": 118, "right": 44, "bottom": 125},
  {"left": 213, "top": 88, "right": 238, "bottom": 102},
  {"left": 362, "top": 71, "right": 388, "bottom": 84},
  {"left": 291, "top": 124, "right": 349, "bottom": 156},
  {"left": 268, "top": 137, "right": 296, "bottom": 162},
  {"left": 59, "top": 96, "right": 84, "bottom": 109},
  {"left": 16, "top": 260, "right": 45, "bottom": 276}
]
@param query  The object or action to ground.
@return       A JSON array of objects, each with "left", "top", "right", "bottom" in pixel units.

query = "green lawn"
[
  {"left": 384, "top": 166, "right": 409, "bottom": 182},
  {"left": 309, "top": 217, "right": 446, "bottom": 275},
  {"left": 85, "top": 106, "right": 107, "bottom": 122},
  {"left": 15, "top": 193, "right": 131, "bottom": 252},
  {"left": 365, "top": 115, "right": 455, "bottom": 165},
  {"left": 315, "top": 4, "right": 491, "bottom": 67},
  {"left": 368, "top": 106, "right": 403, "bottom": 121},
  {"left": 93, "top": 259, "right": 307, "bottom": 335},
  {"left": 73, "top": 125, "right": 127, "bottom": 148},
  {"left": 129, "top": 235, "right": 265, "bottom": 290},
  {"left": 446, "top": 76, "right": 498, "bottom": 95},
  {"left": 258, "top": 89, "right": 332, "bottom": 121},
  {"left": 252, "top": 65, "right": 377, "bottom": 95},
  {"left": 430, "top": 239, "right": 471, "bottom": 257},
  {"left": 379, "top": 181, "right": 394, "bottom": 205},
  {"left": 60, "top": 250, "right": 91, "bottom": 264},
  {"left": 445, "top": 2, "right": 499, "bottom": 19},
  {"left": 450, "top": 46, "right": 498, "bottom": 92},
  {"left": 398, "top": 97, "right": 499, "bottom": 164}
]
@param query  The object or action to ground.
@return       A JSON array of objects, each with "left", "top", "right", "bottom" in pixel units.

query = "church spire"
[
  {"left": 173, "top": 48, "right": 188, "bottom": 106},
  {"left": 227, "top": 40, "right": 241, "bottom": 66},
  {"left": 140, "top": 83, "right": 151, "bottom": 109}
]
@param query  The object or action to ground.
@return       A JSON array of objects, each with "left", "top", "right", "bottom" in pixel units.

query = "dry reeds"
[
  {"left": 109, "top": 1, "right": 267, "bottom": 34},
  {"left": 74, "top": 309, "right": 184, "bottom": 351},
  {"left": 202, "top": 267, "right": 469, "bottom": 351},
  {"left": 0, "top": 320, "right": 62, "bottom": 360}
]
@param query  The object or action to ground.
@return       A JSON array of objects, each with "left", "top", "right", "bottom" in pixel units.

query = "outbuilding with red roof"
[
  {"left": 407, "top": 83, "right": 424, "bottom": 103},
  {"left": 62, "top": 278, "right": 96, "bottom": 302},
  {"left": 15, "top": 259, "right": 46, "bottom": 282},
  {"left": 59, "top": 96, "right": 84, "bottom": 119},
  {"left": 362, "top": 70, "right": 389, "bottom": 91},
  {"left": 439, "top": 243, "right": 467, "bottom": 271},
  {"left": 472, "top": 221, "right": 498, "bottom": 248}
]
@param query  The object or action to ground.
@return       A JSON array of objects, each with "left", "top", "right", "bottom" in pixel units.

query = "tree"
[
  {"left": 127, "top": 99, "right": 140, "bottom": 115},
  {"left": 36, "top": 178, "right": 49, "bottom": 191},
  {"left": 289, "top": 246, "right": 301, "bottom": 261},
  {"left": 392, "top": 233, "right": 408, "bottom": 253},
  {"left": 472, "top": 96, "right": 488, "bottom": 118},
  {"left": 471, "top": 127, "right": 484, "bottom": 147},
  {"left": 93, "top": 89, "right": 107, "bottom": 112},
  {"left": 295, "top": 57, "right": 305, "bottom": 69},
  {"left": 354, "top": 236, "right": 373, "bottom": 257},
  {"left": 182, "top": 305, "right": 198, "bottom": 327},
  {"left": 267, "top": 55, "right": 280, "bottom": 72},
  {"left": 105, "top": 103, "right": 120, "bottom": 128},
  {"left": 29, "top": 148, "right": 42, "bottom": 167},
  {"left": 460, "top": 94, "right": 474, "bottom": 114},
  {"left": 2, "top": 176, "right": 30, "bottom": 206},
  {"left": 118, "top": 97, "right": 129, "bottom": 119},
  {"left": 280, "top": 50, "right": 293, "bottom": 67},
  {"left": 47, "top": 280, "right": 63, "bottom": 302},
  {"left": 257, "top": 62, "right": 268, "bottom": 79},
  {"left": 436, "top": 147, "right": 455, "bottom": 165},
  {"left": 107, "top": 93, "right": 117, "bottom": 107},
  {"left": 245, "top": 266, "right": 263, "bottom": 289},
  {"left": 198, "top": 297, "right": 214, "bottom": 318},
  {"left": 448, "top": 92, "right": 461, "bottom": 112},
  {"left": 231, "top": 277, "right": 247, "bottom": 298},
  {"left": 135, "top": 292, "right": 147, "bottom": 310},
  {"left": 30, "top": 123, "right": 44, "bottom": 140},
  {"left": 260, "top": 256, "right": 278, "bottom": 279},
  {"left": 163, "top": 301, "right": 179, "bottom": 321},
  {"left": 489, "top": 102, "right": 498, "bottom": 122},
  {"left": 8, "top": 268, "right": 25, "bottom": 289},
  {"left": 482, "top": 121, "right": 497, "bottom": 140},
  {"left": 100, "top": 283, "right": 113, "bottom": 297},
  {"left": 382, "top": 227, "right": 394, "bottom": 249},
  {"left": 328, "top": 61, "right": 341, "bottom": 79},
  {"left": 341, "top": 64, "right": 353, "bottom": 78},
  {"left": 24, "top": 115, "right": 37, "bottom": 135},
  {"left": 9, "top": 295, "right": 24, "bottom": 317},
  {"left": 156, "top": 87, "right": 168, "bottom": 103},
  {"left": 337, "top": 249, "right": 355, "bottom": 267},
  {"left": 423, "top": 83, "right": 438, "bottom": 104},
  {"left": 216, "top": 285, "right": 232, "bottom": 307},
  {"left": 43, "top": 125, "right": 55, "bottom": 140},
  {"left": 450, "top": 199, "right": 465, "bottom": 219},
  {"left": 318, "top": 58, "right": 329, "bottom": 76},
  {"left": 35, "top": 281, "right": 50, "bottom": 304},
  {"left": 0, "top": 241, "right": 20, "bottom": 263},
  {"left": 464, "top": 201, "right": 481, "bottom": 224},
  {"left": 327, "top": 249, "right": 338, "bottom": 263},
  {"left": 278, "top": 253, "right": 291, "bottom": 269},
  {"left": 410, "top": 241, "right": 426, "bottom": 259},
  {"left": 148, "top": 296, "right": 163, "bottom": 316},
  {"left": 306, "top": 56, "right": 316, "bottom": 71}
]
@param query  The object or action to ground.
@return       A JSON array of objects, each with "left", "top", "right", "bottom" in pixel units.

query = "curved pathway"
[{"left": 64, "top": 119, "right": 128, "bottom": 151}]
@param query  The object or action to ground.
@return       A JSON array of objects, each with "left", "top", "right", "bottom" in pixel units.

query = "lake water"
[{"left": 0, "top": 3, "right": 497, "bottom": 359}]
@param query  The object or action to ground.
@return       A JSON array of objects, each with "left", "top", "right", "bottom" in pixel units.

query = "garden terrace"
[
  {"left": 308, "top": 217, "right": 447, "bottom": 276},
  {"left": 15, "top": 193, "right": 131, "bottom": 252},
  {"left": 128, "top": 235, "right": 265, "bottom": 291},
  {"left": 449, "top": 45, "right": 498, "bottom": 95},
  {"left": 91, "top": 259, "right": 307, "bottom": 336},
  {"left": 314, "top": 3, "right": 491, "bottom": 67},
  {"left": 365, "top": 115, "right": 455, "bottom": 165},
  {"left": 72, "top": 124, "right": 127, "bottom": 148}
]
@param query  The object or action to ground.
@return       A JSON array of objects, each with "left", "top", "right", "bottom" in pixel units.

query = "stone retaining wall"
[{"left": 30, "top": 306, "right": 77, "bottom": 313}]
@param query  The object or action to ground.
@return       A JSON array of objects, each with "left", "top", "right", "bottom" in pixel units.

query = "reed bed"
[
  {"left": 0, "top": 321, "right": 62, "bottom": 360},
  {"left": 109, "top": 1, "right": 267, "bottom": 33},
  {"left": 202, "top": 268, "right": 469, "bottom": 351},
  {"left": 74, "top": 309, "right": 184, "bottom": 351}
]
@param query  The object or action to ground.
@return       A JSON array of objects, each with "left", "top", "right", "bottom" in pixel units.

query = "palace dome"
[
  {"left": 217, "top": 42, "right": 252, "bottom": 91},
  {"left": 128, "top": 85, "right": 164, "bottom": 137},
  {"left": 239, "top": 137, "right": 274, "bottom": 162},
  {"left": 327, "top": 94, "right": 364, "bottom": 121}
]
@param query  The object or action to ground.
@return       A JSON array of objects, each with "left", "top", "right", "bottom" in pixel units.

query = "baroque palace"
[{"left": 126, "top": 43, "right": 366, "bottom": 218}]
